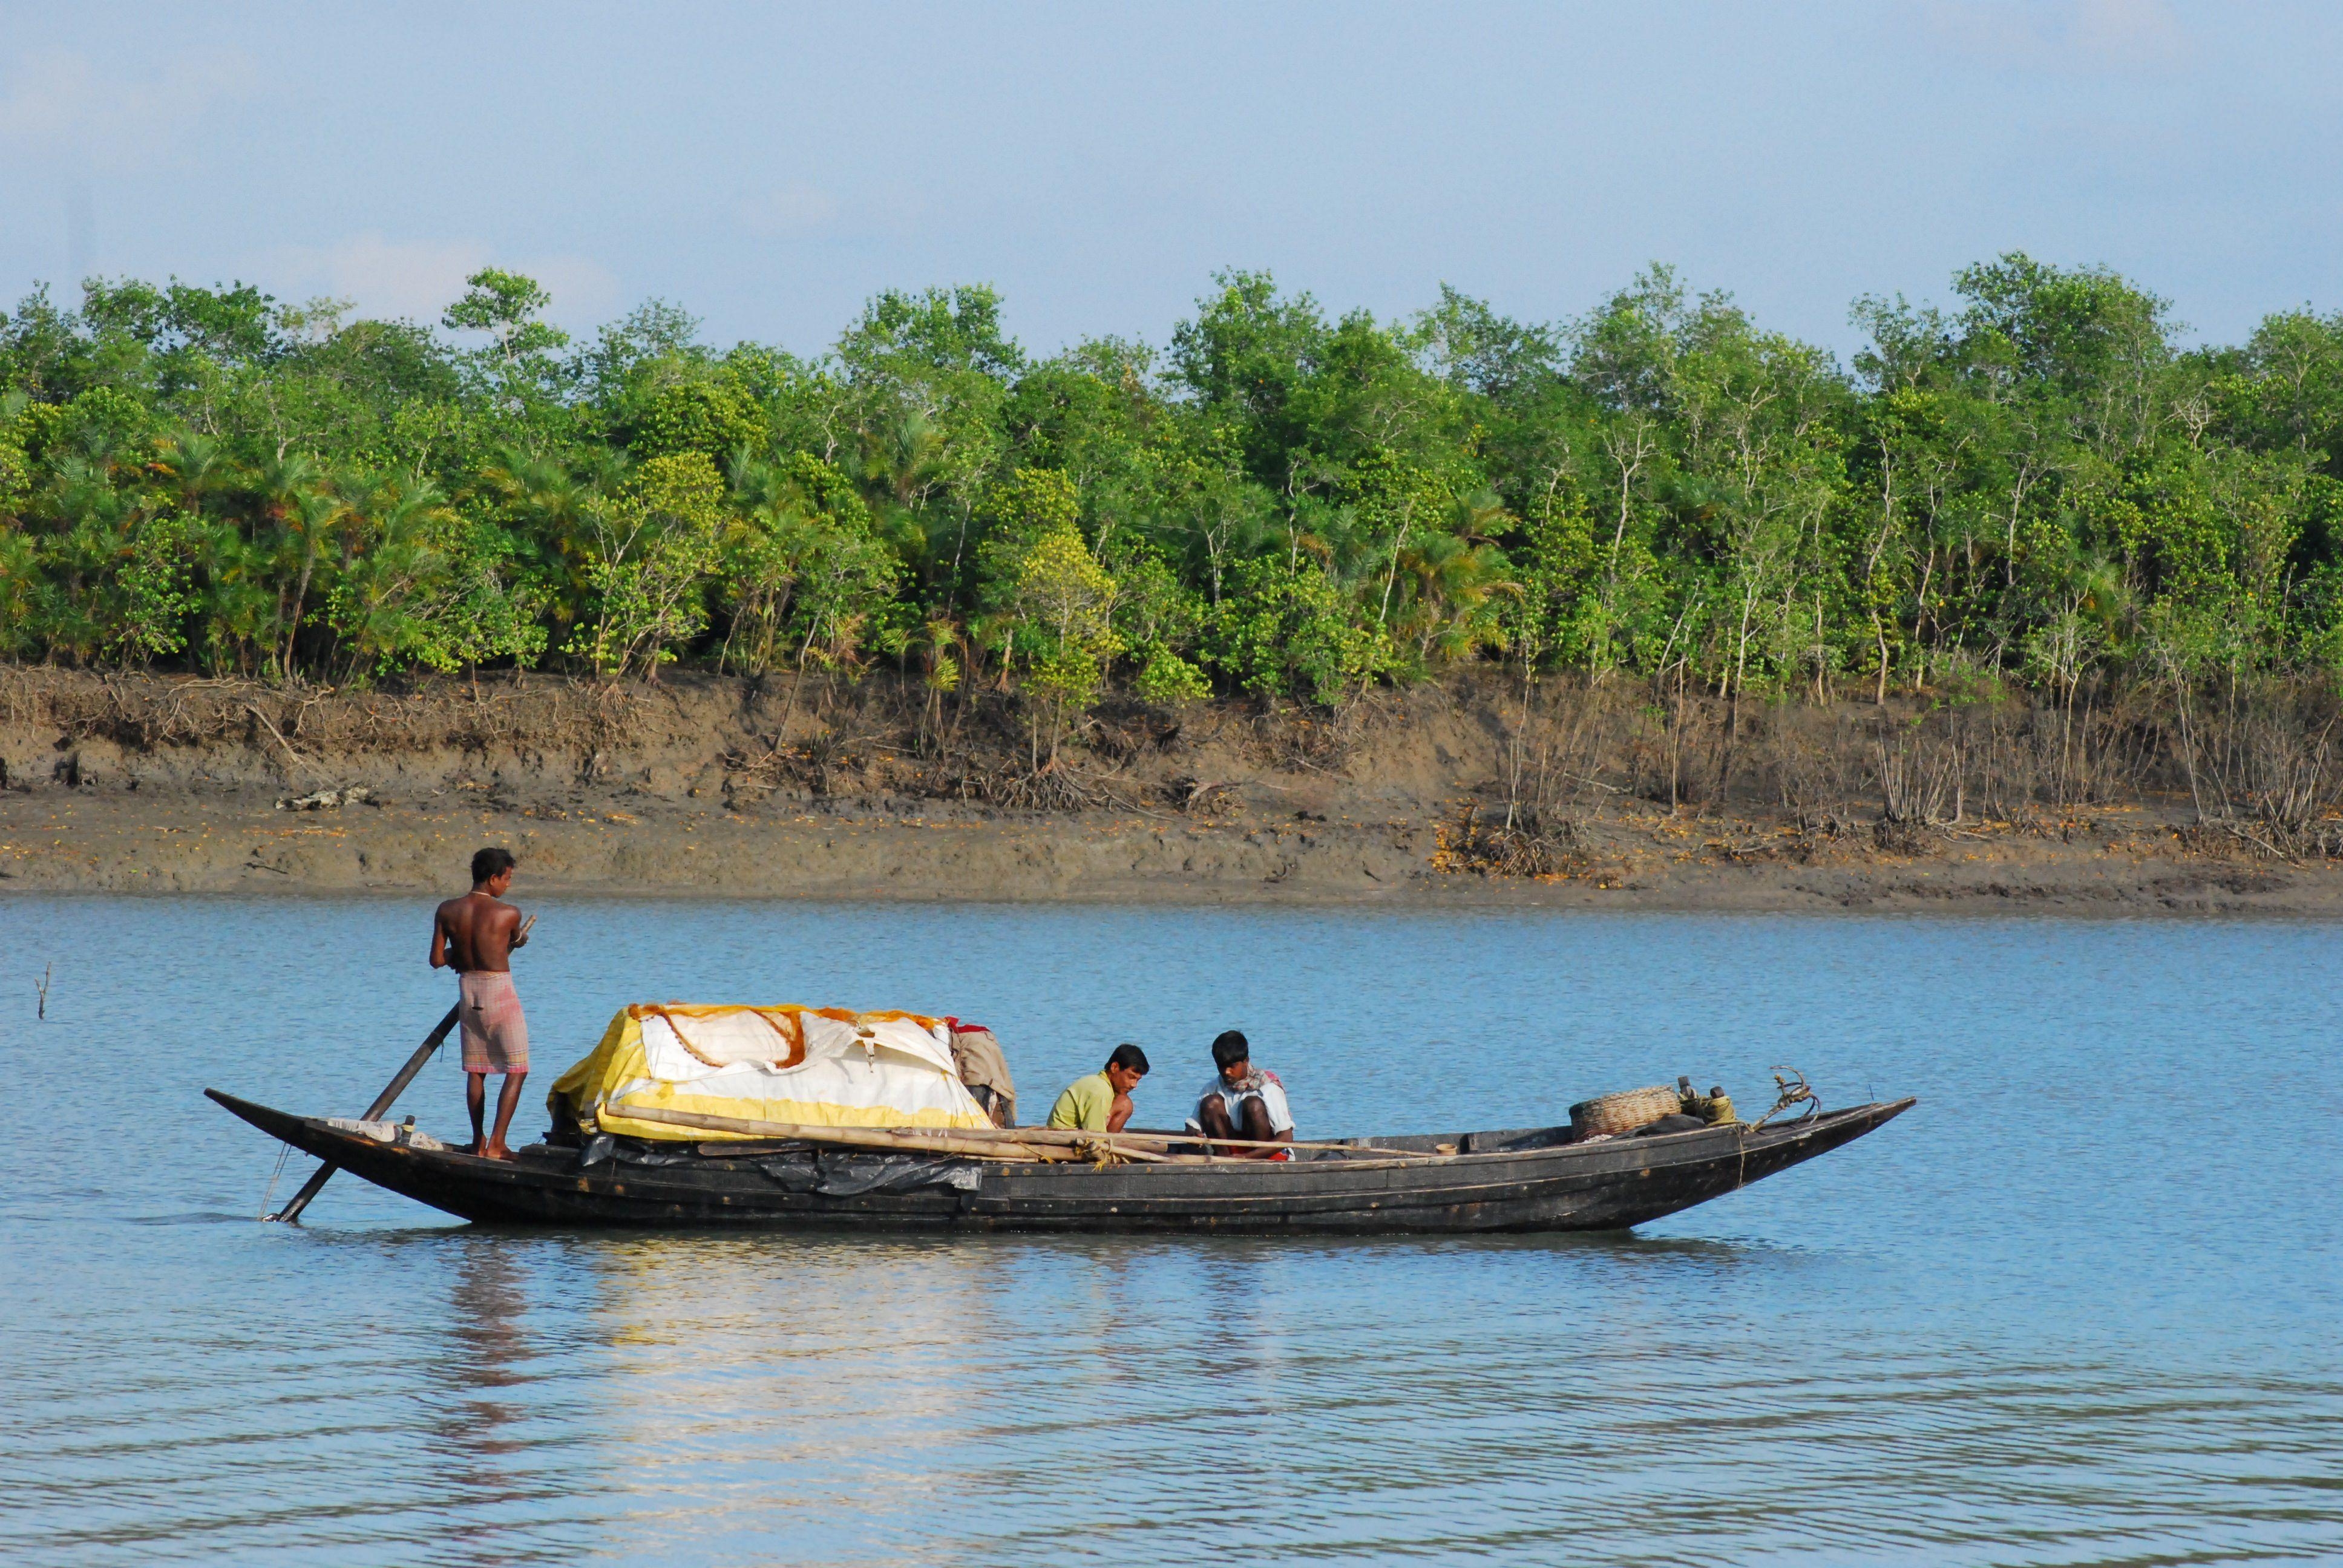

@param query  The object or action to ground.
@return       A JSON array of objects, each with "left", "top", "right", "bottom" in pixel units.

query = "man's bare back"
[{"left": 431, "top": 889, "right": 531, "bottom": 973}]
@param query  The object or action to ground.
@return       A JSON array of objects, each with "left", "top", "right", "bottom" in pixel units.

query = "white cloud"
[
  {"left": 522, "top": 255, "right": 623, "bottom": 323},
  {"left": 0, "top": 48, "right": 257, "bottom": 172},
  {"left": 1918, "top": 0, "right": 2187, "bottom": 72},
  {"left": 268, "top": 232, "right": 620, "bottom": 329},
  {"left": 732, "top": 178, "right": 929, "bottom": 241},
  {"left": 736, "top": 180, "right": 842, "bottom": 235},
  {"left": 277, "top": 233, "right": 486, "bottom": 324},
  {"left": 2068, "top": 0, "right": 2187, "bottom": 67}
]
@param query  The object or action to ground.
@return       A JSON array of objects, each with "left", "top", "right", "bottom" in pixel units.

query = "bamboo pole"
[
  {"left": 609, "top": 1102, "right": 1187, "bottom": 1162},
  {"left": 617, "top": 1103, "right": 1434, "bottom": 1163},
  {"left": 885, "top": 1123, "right": 1435, "bottom": 1160}
]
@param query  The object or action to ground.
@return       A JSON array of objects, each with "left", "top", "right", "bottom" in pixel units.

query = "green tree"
[
  {"left": 1003, "top": 521, "right": 1118, "bottom": 765},
  {"left": 569, "top": 452, "right": 729, "bottom": 679},
  {"left": 442, "top": 269, "right": 571, "bottom": 411},
  {"left": 1205, "top": 557, "right": 1385, "bottom": 705}
]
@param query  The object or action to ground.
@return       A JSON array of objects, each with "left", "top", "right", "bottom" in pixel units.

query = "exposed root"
[{"left": 1431, "top": 803, "right": 1599, "bottom": 880}]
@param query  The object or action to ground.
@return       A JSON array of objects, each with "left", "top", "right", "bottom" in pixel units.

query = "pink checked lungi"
[{"left": 458, "top": 971, "right": 529, "bottom": 1074}]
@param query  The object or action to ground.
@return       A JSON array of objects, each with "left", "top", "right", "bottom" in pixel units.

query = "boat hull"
[{"left": 207, "top": 1089, "right": 1913, "bottom": 1234}]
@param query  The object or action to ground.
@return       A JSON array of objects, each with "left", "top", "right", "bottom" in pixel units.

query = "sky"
[{"left": 2, "top": 0, "right": 2340, "bottom": 363}]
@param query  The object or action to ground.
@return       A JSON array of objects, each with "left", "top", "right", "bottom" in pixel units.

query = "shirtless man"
[{"left": 430, "top": 847, "right": 536, "bottom": 1160}]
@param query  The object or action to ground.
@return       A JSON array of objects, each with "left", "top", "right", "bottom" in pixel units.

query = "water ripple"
[{"left": 4, "top": 900, "right": 2341, "bottom": 1565}]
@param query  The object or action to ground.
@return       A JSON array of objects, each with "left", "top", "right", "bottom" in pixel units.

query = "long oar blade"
[{"left": 266, "top": 1002, "right": 462, "bottom": 1224}]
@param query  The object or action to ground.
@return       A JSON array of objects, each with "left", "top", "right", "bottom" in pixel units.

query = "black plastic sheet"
[{"left": 756, "top": 1151, "right": 985, "bottom": 1197}]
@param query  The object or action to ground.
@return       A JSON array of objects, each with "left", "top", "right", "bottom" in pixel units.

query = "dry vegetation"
[{"left": 1446, "top": 670, "right": 2343, "bottom": 872}]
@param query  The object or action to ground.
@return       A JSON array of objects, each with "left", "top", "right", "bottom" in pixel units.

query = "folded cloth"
[
  {"left": 459, "top": 970, "right": 529, "bottom": 1074},
  {"left": 947, "top": 1021, "right": 1017, "bottom": 1127}
]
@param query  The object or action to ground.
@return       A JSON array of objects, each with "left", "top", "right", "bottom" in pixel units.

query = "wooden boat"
[{"left": 206, "top": 1088, "right": 1914, "bottom": 1234}]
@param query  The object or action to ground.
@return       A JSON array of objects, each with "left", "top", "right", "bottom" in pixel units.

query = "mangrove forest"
[{"left": 4, "top": 256, "right": 2342, "bottom": 733}]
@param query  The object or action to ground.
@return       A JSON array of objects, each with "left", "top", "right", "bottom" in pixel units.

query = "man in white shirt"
[{"left": 1185, "top": 1030, "right": 1294, "bottom": 1160}]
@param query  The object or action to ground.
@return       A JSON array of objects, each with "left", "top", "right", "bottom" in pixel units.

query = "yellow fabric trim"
[
  {"left": 595, "top": 1082, "right": 988, "bottom": 1140},
  {"left": 548, "top": 1010, "right": 646, "bottom": 1132},
  {"left": 621, "top": 1002, "right": 948, "bottom": 1031}
]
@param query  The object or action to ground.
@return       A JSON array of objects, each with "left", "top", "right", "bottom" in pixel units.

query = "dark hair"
[
  {"left": 1107, "top": 1042, "right": 1150, "bottom": 1074},
  {"left": 1210, "top": 1030, "right": 1250, "bottom": 1070},
  {"left": 471, "top": 846, "right": 517, "bottom": 885}
]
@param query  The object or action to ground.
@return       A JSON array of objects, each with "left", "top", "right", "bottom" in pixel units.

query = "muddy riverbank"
[{"left": 4, "top": 667, "right": 2336, "bottom": 913}]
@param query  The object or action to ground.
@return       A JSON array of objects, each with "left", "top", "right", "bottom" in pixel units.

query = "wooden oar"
[{"left": 266, "top": 1002, "right": 463, "bottom": 1224}]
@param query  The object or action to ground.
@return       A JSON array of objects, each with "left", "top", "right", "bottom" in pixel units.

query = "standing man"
[
  {"left": 430, "top": 847, "right": 535, "bottom": 1160},
  {"left": 1047, "top": 1044, "right": 1150, "bottom": 1133},
  {"left": 1187, "top": 1030, "right": 1295, "bottom": 1158}
]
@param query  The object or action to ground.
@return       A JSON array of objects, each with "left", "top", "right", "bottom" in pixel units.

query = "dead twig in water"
[{"left": 36, "top": 962, "right": 51, "bottom": 1020}]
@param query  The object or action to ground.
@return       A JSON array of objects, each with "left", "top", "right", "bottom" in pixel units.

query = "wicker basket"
[{"left": 1569, "top": 1085, "right": 1682, "bottom": 1138}]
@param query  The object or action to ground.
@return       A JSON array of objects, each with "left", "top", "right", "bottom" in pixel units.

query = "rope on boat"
[
  {"left": 1749, "top": 1066, "right": 1822, "bottom": 1131},
  {"left": 256, "top": 1142, "right": 292, "bottom": 1221},
  {"left": 1732, "top": 1067, "right": 1824, "bottom": 1188}
]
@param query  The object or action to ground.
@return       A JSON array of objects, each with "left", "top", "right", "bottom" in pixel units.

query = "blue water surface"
[{"left": 1, "top": 897, "right": 2337, "bottom": 1566}]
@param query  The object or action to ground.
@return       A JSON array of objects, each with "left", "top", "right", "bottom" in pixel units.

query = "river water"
[{"left": 2, "top": 897, "right": 2338, "bottom": 1566}]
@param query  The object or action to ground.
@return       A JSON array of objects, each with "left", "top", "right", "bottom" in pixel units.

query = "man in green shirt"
[{"left": 1046, "top": 1044, "right": 1150, "bottom": 1132}]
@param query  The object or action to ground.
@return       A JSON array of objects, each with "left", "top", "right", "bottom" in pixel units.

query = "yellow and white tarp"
[{"left": 550, "top": 1004, "right": 991, "bottom": 1142}]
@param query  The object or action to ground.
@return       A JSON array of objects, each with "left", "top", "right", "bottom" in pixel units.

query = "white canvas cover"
[{"left": 550, "top": 1005, "right": 992, "bottom": 1141}]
